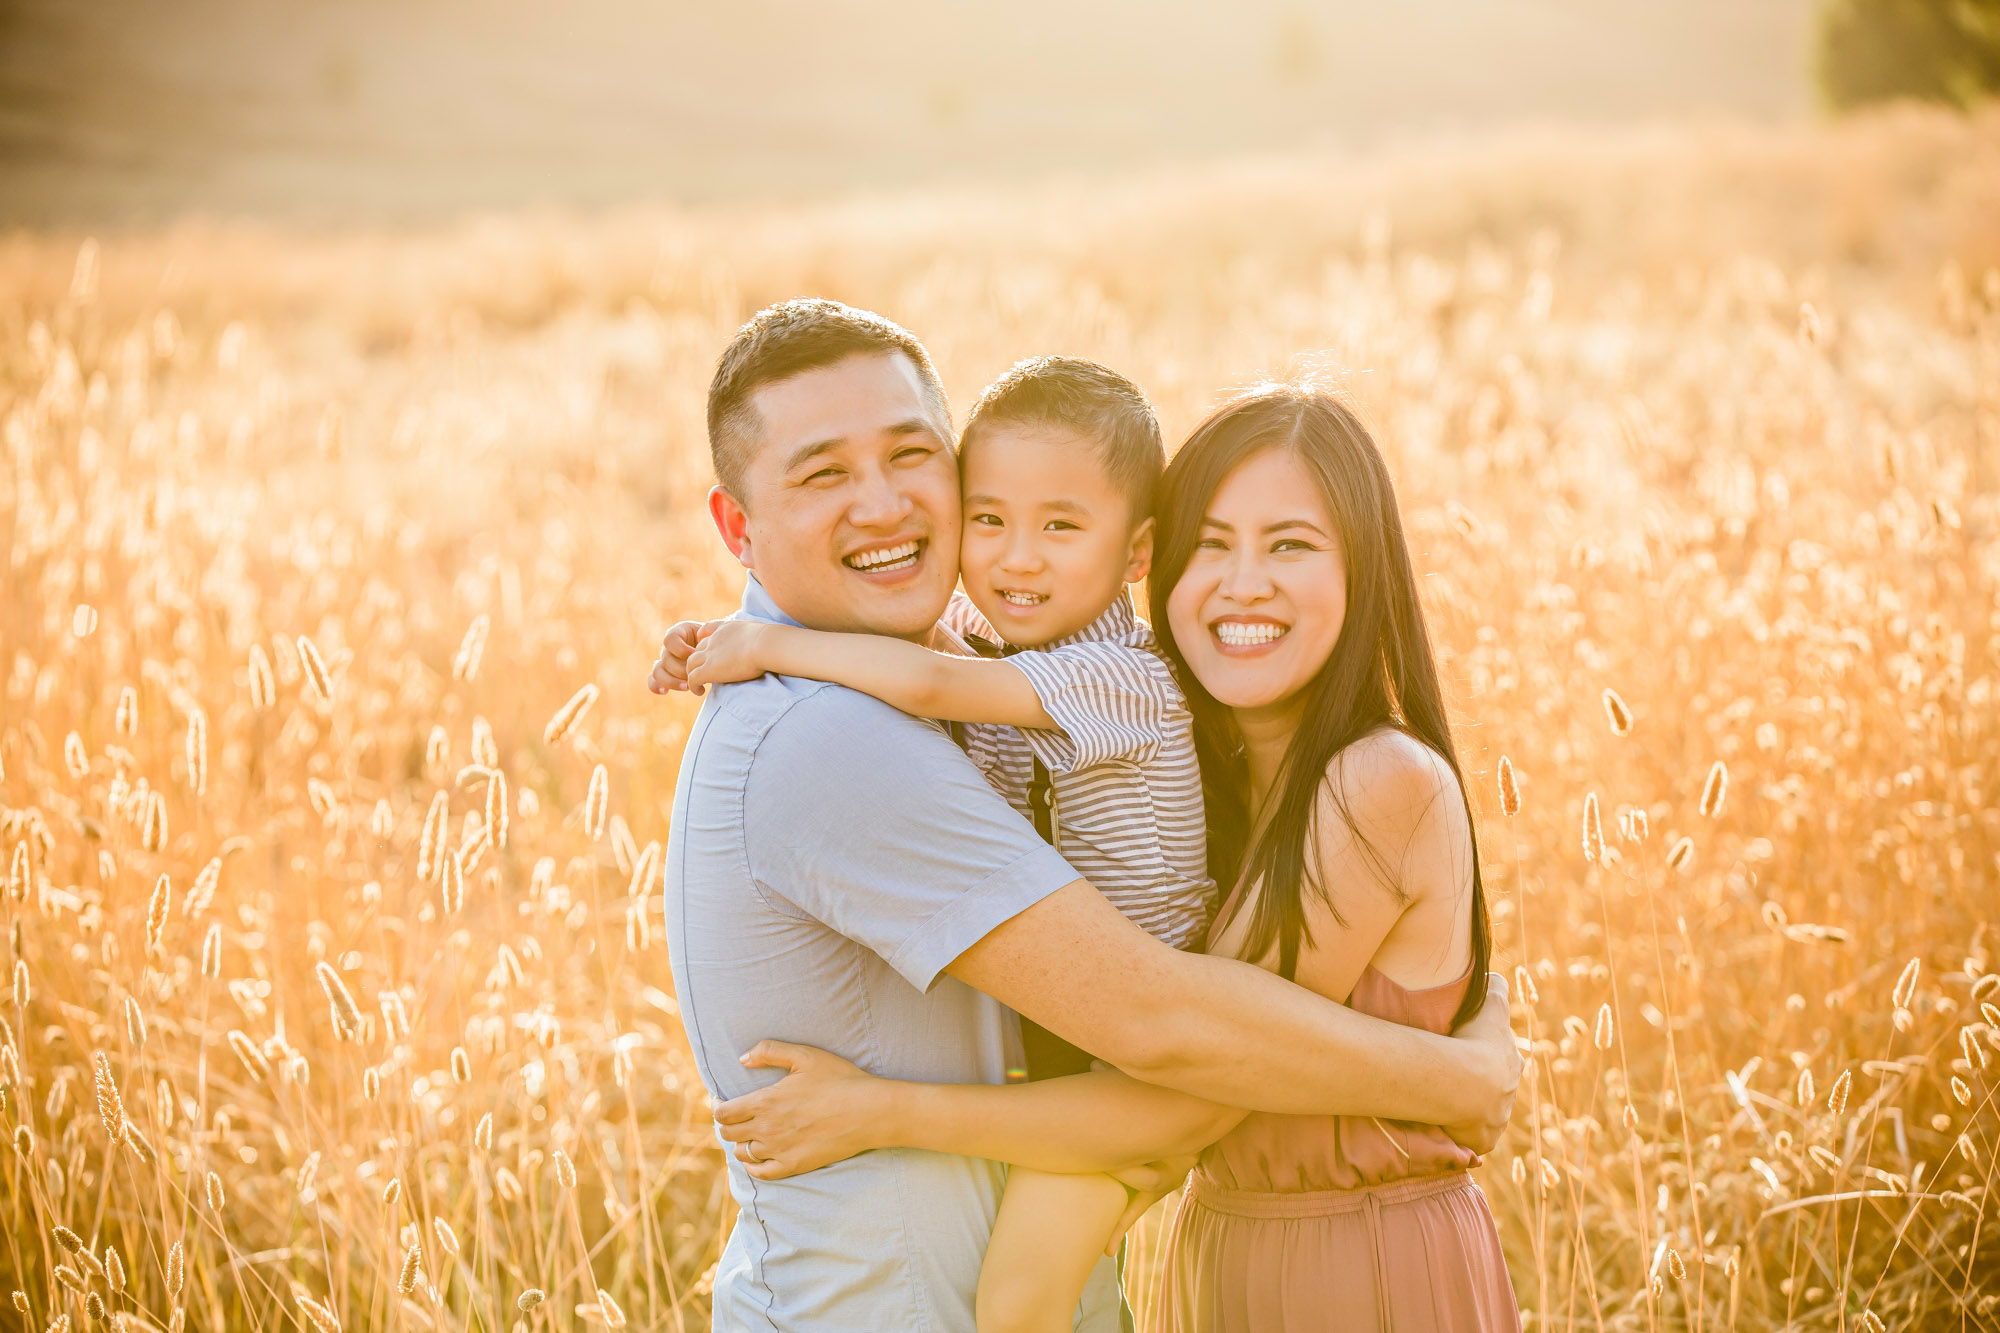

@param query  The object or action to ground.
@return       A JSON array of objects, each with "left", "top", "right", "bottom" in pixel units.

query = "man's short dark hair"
[
  {"left": 961, "top": 356, "right": 1164, "bottom": 523},
  {"left": 706, "top": 299, "right": 950, "bottom": 502}
]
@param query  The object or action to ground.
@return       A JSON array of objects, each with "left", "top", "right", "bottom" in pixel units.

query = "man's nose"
[{"left": 847, "top": 468, "right": 914, "bottom": 529}]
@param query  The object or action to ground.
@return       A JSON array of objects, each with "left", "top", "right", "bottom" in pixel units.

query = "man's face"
[{"left": 716, "top": 352, "right": 961, "bottom": 640}]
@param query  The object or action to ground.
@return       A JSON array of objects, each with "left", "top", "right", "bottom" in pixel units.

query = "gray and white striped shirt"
[{"left": 943, "top": 591, "right": 1215, "bottom": 950}]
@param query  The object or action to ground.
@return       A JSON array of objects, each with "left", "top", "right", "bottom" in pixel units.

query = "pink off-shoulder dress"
[{"left": 1151, "top": 958, "right": 1521, "bottom": 1332}]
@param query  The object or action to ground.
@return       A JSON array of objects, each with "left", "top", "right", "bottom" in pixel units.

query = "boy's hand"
[
  {"left": 647, "top": 620, "right": 709, "bottom": 696},
  {"left": 687, "top": 619, "right": 775, "bottom": 690}
]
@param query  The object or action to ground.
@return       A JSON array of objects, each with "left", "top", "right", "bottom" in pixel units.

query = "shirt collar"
[
  {"left": 1022, "top": 587, "right": 1145, "bottom": 652},
  {"left": 737, "top": 576, "right": 805, "bottom": 629}
]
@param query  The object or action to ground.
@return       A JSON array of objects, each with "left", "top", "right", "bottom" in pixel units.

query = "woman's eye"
[
  {"left": 1196, "top": 537, "right": 1228, "bottom": 551},
  {"left": 1272, "top": 538, "right": 1314, "bottom": 553}
]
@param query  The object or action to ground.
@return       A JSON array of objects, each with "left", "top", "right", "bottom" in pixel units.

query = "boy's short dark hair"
[
  {"left": 707, "top": 299, "right": 950, "bottom": 502},
  {"left": 961, "top": 356, "right": 1164, "bottom": 523}
]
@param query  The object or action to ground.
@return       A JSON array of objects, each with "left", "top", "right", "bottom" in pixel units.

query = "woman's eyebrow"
[{"left": 1263, "top": 519, "right": 1331, "bottom": 538}]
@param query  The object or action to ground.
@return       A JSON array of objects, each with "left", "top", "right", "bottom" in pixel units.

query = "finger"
[
  {"left": 738, "top": 1039, "right": 810, "bottom": 1073},
  {"left": 733, "top": 1141, "right": 759, "bottom": 1163},
  {"left": 1104, "top": 1191, "right": 1159, "bottom": 1256},
  {"left": 695, "top": 619, "right": 728, "bottom": 642},
  {"left": 745, "top": 1158, "right": 796, "bottom": 1180},
  {"left": 713, "top": 1096, "right": 760, "bottom": 1126},
  {"left": 714, "top": 1116, "right": 756, "bottom": 1142}
]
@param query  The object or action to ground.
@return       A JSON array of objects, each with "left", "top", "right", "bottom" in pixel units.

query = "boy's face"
[{"left": 959, "top": 423, "right": 1153, "bottom": 647}]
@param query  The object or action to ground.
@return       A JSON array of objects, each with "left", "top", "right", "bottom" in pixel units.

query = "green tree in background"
[{"left": 1816, "top": 0, "right": 2000, "bottom": 108}]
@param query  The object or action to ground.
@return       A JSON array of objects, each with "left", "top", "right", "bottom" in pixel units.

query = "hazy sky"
[{"left": 0, "top": 0, "right": 1815, "bottom": 223}]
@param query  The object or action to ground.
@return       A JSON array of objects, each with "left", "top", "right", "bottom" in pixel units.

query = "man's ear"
[
  {"left": 709, "top": 486, "right": 755, "bottom": 570},
  {"left": 1123, "top": 516, "right": 1155, "bottom": 584}
]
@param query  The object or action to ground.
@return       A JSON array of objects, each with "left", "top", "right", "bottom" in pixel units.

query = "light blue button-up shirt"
[{"left": 665, "top": 577, "right": 1122, "bottom": 1331}]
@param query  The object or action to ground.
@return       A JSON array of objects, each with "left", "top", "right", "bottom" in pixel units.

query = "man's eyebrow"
[{"left": 783, "top": 438, "right": 844, "bottom": 473}]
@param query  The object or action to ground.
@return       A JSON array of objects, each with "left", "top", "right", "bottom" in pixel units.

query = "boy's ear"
[
  {"left": 1123, "top": 516, "right": 1155, "bottom": 584},
  {"left": 709, "top": 486, "right": 756, "bottom": 570}
]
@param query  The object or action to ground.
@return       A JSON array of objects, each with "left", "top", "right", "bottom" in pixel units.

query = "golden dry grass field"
[{"left": 3, "top": 108, "right": 1999, "bottom": 1332}]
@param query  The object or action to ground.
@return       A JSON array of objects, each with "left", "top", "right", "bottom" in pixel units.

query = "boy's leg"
[{"left": 978, "top": 1168, "right": 1133, "bottom": 1333}]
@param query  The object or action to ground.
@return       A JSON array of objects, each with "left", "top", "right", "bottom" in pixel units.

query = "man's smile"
[{"left": 843, "top": 538, "right": 926, "bottom": 573}]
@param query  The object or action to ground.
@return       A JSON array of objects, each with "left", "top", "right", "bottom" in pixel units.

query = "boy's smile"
[{"left": 959, "top": 423, "right": 1153, "bottom": 647}]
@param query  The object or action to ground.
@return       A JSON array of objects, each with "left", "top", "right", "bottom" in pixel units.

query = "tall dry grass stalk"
[{"left": 2, "top": 111, "right": 1998, "bottom": 1331}]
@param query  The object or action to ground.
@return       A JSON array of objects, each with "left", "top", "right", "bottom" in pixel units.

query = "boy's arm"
[{"left": 689, "top": 620, "right": 1056, "bottom": 728}]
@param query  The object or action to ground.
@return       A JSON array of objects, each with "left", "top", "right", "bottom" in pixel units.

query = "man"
[{"left": 659, "top": 299, "right": 1521, "bottom": 1331}]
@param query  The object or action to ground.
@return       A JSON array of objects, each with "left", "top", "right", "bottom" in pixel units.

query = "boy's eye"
[
  {"left": 1044, "top": 520, "right": 1080, "bottom": 532},
  {"left": 969, "top": 513, "right": 1003, "bottom": 527}
]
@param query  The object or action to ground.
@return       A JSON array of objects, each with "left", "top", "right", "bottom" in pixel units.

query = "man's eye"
[
  {"left": 893, "top": 446, "right": 934, "bottom": 463},
  {"left": 803, "top": 468, "right": 842, "bottom": 484}
]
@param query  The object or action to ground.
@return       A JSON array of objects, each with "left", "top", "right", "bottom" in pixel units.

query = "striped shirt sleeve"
[{"left": 1007, "top": 642, "right": 1179, "bottom": 774}]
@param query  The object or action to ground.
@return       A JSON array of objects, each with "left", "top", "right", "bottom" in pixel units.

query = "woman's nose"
[{"left": 1218, "top": 551, "right": 1274, "bottom": 604}]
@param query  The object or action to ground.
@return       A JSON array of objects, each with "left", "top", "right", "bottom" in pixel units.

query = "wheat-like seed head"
[
  {"left": 115, "top": 685, "right": 138, "bottom": 735},
  {"left": 200, "top": 924, "right": 222, "bottom": 978},
  {"left": 94, "top": 1050, "right": 126, "bottom": 1141},
  {"left": 595, "top": 1290, "right": 628, "bottom": 1328},
  {"left": 185, "top": 708, "right": 207, "bottom": 796},
  {"left": 125, "top": 995, "right": 147, "bottom": 1047},
  {"left": 397, "top": 1242, "right": 422, "bottom": 1295},
  {"left": 297, "top": 635, "right": 333, "bottom": 702},
  {"left": 432, "top": 1216, "right": 459, "bottom": 1257},
  {"left": 1581, "top": 793, "right": 1604, "bottom": 864},
  {"left": 585, "top": 764, "right": 609, "bottom": 840},
  {"left": 315, "top": 961, "right": 362, "bottom": 1040},
  {"left": 553, "top": 1148, "right": 576, "bottom": 1188},
  {"left": 1827, "top": 1069, "right": 1852, "bottom": 1115},
  {"left": 1601, "top": 689, "right": 1632, "bottom": 736},
  {"left": 296, "top": 1291, "right": 341, "bottom": 1333},
  {"left": 1593, "top": 1004, "right": 1614, "bottom": 1051},
  {"left": 142, "top": 791, "right": 167, "bottom": 853},
  {"left": 228, "top": 1029, "right": 271, "bottom": 1082},
  {"left": 1699, "top": 761, "right": 1727, "bottom": 818},
  {"left": 146, "top": 873, "right": 171, "bottom": 950},
  {"left": 544, "top": 683, "right": 601, "bottom": 746},
  {"left": 452, "top": 614, "right": 490, "bottom": 682},
  {"left": 1892, "top": 958, "right": 1920, "bottom": 1010},
  {"left": 247, "top": 643, "right": 276, "bottom": 710},
  {"left": 418, "top": 790, "right": 449, "bottom": 882},
  {"left": 442, "top": 852, "right": 465, "bottom": 914}
]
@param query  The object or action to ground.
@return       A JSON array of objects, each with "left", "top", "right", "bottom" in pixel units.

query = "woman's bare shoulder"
[{"left": 1320, "top": 728, "right": 1458, "bottom": 830}]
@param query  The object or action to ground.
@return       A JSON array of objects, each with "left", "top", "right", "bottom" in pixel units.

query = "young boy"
[{"left": 651, "top": 355, "right": 1214, "bottom": 1333}]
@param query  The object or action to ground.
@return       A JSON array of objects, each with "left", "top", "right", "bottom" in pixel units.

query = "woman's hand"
[
  {"left": 713, "top": 1040, "right": 894, "bottom": 1179},
  {"left": 687, "top": 620, "right": 776, "bottom": 691}
]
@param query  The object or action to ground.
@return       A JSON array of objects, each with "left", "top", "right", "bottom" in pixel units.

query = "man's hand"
[
  {"left": 687, "top": 620, "right": 778, "bottom": 690},
  {"left": 647, "top": 620, "right": 709, "bottom": 695},
  {"left": 1440, "top": 971, "right": 1523, "bottom": 1155}
]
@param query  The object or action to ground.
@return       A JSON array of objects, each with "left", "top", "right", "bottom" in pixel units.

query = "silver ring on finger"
[{"left": 741, "top": 1143, "right": 761, "bottom": 1165}]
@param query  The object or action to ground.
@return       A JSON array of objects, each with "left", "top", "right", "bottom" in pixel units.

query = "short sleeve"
[
  {"left": 742, "top": 687, "right": 1078, "bottom": 991},
  {"left": 1007, "top": 642, "right": 1179, "bottom": 774}
]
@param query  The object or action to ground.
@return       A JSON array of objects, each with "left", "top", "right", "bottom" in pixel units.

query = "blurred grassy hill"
[{"left": 0, "top": 0, "right": 1813, "bottom": 224}]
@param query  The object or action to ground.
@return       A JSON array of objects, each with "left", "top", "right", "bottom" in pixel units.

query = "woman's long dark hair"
[{"left": 1150, "top": 386, "right": 1491, "bottom": 1029}]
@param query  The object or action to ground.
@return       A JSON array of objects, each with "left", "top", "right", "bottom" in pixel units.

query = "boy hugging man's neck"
[{"left": 660, "top": 355, "right": 1215, "bottom": 1333}]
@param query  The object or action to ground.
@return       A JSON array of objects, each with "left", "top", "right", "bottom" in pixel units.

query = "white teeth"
[
  {"left": 1000, "top": 591, "right": 1047, "bottom": 606},
  {"left": 1214, "top": 622, "right": 1288, "bottom": 646},
  {"left": 846, "top": 540, "right": 920, "bottom": 571}
]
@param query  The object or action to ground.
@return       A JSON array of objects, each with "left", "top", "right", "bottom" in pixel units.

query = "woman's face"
[{"left": 1167, "top": 447, "right": 1347, "bottom": 713}]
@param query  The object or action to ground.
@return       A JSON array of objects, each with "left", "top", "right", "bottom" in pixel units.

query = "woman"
[{"left": 716, "top": 385, "right": 1519, "bottom": 1331}]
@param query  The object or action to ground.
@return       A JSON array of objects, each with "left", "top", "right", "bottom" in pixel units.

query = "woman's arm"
[
  {"left": 713, "top": 1041, "right": 1245, "bottom": 1180},
  {"left": 687, "top": 620, "right": 1055, "bottom": 728}
]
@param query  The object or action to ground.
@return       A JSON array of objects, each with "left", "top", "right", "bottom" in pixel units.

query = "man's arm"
[
  {"left": 945, "top": 882, "right": 1520, "bottom": 1138},
  {"left": 690, "top": 620, "right": 1055, "bottom": 728}
]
